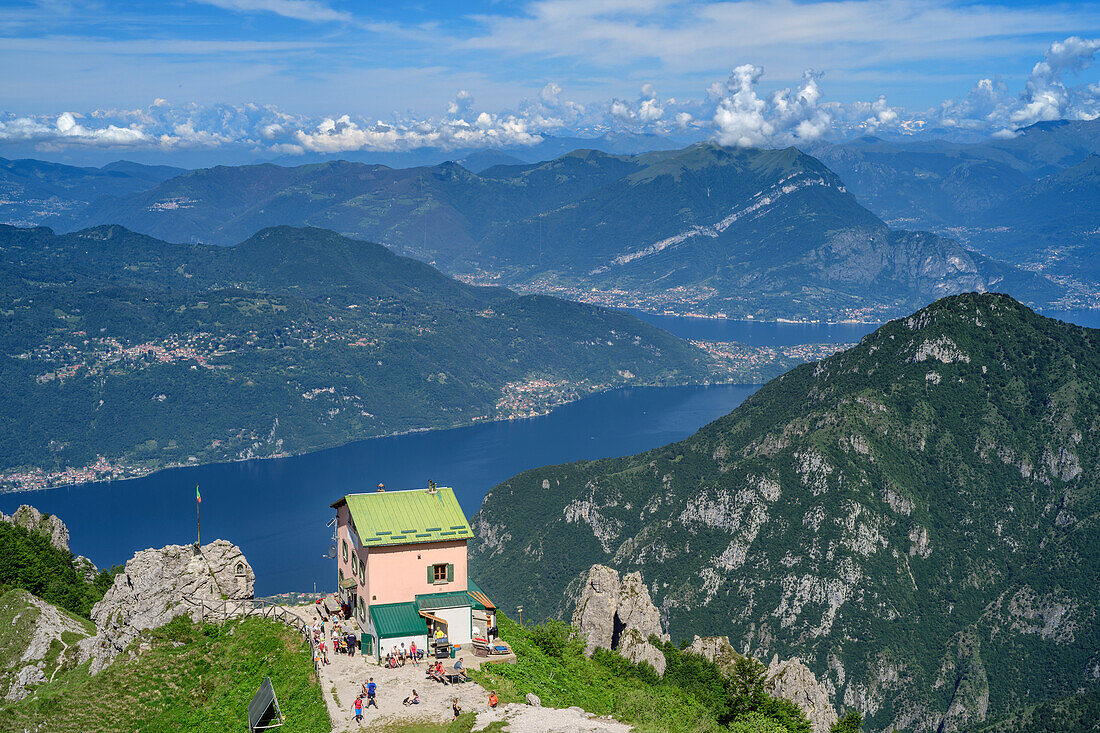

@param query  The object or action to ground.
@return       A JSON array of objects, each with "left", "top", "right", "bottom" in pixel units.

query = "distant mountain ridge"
[
  {"left": 470, "top": 293, "right": 1100, "bottom": 731},
  {"left": 59, "top": 143, "right": 1062, "bottom": 320},
  {"left": 0, "top": 157, "right": 183, "bottom": 229},
  {"left": 809, "top": 119, "right": 1100, "bottom": 294},
  {"left": 0, "top": 224, "right": 713, "bottom": 489}
]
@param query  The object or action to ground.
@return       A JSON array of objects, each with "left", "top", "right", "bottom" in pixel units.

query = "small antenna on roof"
[{"left": 377, "top": 482, "right": 385, "bottom": 492}]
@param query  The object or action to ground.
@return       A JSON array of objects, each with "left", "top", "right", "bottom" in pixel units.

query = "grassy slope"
[
  {"left": 0, "top": 617, "right": 329, "bottom": 733},
  {"left": 0, "top": 589, "right": 93, "bottom": 700},
  {"left": 471, "top": 614, "right": 813, "bottom": 733}
]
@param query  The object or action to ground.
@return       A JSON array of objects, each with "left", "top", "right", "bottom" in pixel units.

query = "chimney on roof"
[{"left": 427, "top": 480, "right": 438, "bottom": 494}]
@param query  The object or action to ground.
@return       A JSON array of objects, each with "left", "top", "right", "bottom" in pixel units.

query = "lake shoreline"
[{"left": 0, "top": 378, "right": 751, "bottom": 495}]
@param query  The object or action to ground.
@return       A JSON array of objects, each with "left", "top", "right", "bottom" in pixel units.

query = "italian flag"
[{"left": 196, "top": 486, "right": 201, "bottom": 504}]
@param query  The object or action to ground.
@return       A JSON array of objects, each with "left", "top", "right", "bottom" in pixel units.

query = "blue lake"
[
  {"left": 626, "top": 310, "right": 879, "bottom": 345},
  {"left": 628, "top": 308, "right": 1100, "bottom": 344},
  {"left": 3, "top": 307, "right": 1096, "bottom": 595},
  {"left": 0, "top": 384, "right": 758, "bottom": 595}
]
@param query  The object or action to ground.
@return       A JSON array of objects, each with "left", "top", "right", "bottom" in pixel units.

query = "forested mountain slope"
[
  {"left": 0, "top": 158, "right": 182, "bottom": 229},
  {"left": 470, "top": 293, "right": 1100, "bottom": 731},
  {"left": 0, "top": 224, "right": 713, "bottom": 489}
]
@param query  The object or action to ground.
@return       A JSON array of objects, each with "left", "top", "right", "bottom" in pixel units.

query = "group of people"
[
  {"left": 353, "top": 677, "right": 379, "bottom": 722},
  {"left": 351, "top": 673, "right": 499, "bottom": 723},
  {"left": 382, "top": 641, "right": 423, "bottom": 668},
  {"left": 311, "top": 616, "right": 359, "bottom": 666},
  {"left": 425, "top": 657, "right": 470, "bottom": 684}
]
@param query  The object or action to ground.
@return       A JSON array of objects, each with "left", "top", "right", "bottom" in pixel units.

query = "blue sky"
[{"left": 1, "top": 0, "right": 1099, "bottom": 157}]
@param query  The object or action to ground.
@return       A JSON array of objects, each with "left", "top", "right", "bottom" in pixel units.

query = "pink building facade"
[{"left": 332, "top": 486, "right": 494, "bottom": 658}]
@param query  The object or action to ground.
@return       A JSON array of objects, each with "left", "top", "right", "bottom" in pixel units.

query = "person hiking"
[
  {"left": 488, "top": 691, "right": 498, "bottom": 708},
  {"left": 353, "top": 695, "right": 363, "bottom": 722},
  {"left": 409, "top": 641, "right": 419, "bottom": 665},
  {"left": 365, "top": 678, "right": 378, "bottom": 709},
  {"left": 452, "top": 698, "right": 462, "bottom": 721},
  {"left": 454, "top": 656, "right": 469, "bottom": 681}
]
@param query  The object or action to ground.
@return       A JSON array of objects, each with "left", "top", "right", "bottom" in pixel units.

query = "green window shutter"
[
  {"left": 446, "top": 563, "right": 454, "bottom": 582},
  {"left": 427, "top": 565, "right": 434, "bottom": 583}
]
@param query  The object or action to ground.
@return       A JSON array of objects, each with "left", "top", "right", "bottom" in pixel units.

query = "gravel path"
[
  {"left": 473, "top": 702, "right": 635, "bottom": 732},
  {"left": 285, "top": 604, "right": 492, "bottom": 731}
]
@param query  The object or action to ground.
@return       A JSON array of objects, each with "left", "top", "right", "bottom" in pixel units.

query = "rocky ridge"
[
  {"left": 573, "top": 564, "right": 840, "bottom": 732},
  {"left": 80, "top": 539, "right": 254, "bottom": 674},
  {"left": 0, "top": 504, "right": 99, "bottom": 577},
  {"left": 2, "top": 504, "right": 70, "bottom": 552}
]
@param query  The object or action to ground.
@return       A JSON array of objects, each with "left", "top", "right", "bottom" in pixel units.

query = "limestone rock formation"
[
  {"left": 0, "top": 589, "right": 92, "bottom": 702},
  {"left": 768, "top": 655, "right": 839, "bottom": 733},
  {"left": 80, "top": 539, "right": 254, "bottom": 674},
  {"left": 525, "top": 692, "right": 542, "bottom": 707},
  {"left": 73, "top": 555, "right": 99, "bottom": 583},
  {"left": 571, "top": 564, "right": 670, "bottom": 675},
  {"left": 686, "top": 635, "right": 743, "bottom": 672},
  {"left": 573, "top": 565, "right": 620, "bottom": 654},
  {"left": 1, "top": 505, "right": 70, "bottom": 552}
]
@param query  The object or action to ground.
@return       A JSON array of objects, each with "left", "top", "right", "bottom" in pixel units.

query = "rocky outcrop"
[
  {"left": 686, "top": 635, "right": 743, "bottom": 671},
  {"left": 73, "top": 555, "right": 99, "bottom": 583},
  {"left": 80, "top": 539, "right": 254, "bottom": 674},
  {"left": 768, "top": 655, "right": 839, "bottom": 733},
  {"left": 685, "top": 635, "right": 837, "bottom": 732},
  {"left": 0, "top": 589, "right": 91, "bottom": 702},
  {"left": 1, "top": 505, "right": 70, "bottom": 552},
  {"left": 572, "top": 564, "right": 670, "bottom": 675}
]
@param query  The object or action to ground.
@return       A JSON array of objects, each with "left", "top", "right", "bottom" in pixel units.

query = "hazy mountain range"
[
  {"left": 2, "top": 121, "right": 1097, "bottom": 320},
  {"left": 809, "top": 119, "right": 1100, "bottom": 291}
]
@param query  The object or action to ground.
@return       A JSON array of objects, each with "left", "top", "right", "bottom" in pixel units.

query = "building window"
[
  {"left": 235, "top": 562, "right": 245, "bottom": 576},
  {"left": 351, "top": 553, "right": 358, "bottom": 574},
  {"left": 360, "top": 561, "right": 366, "bottom": 585},
  {"left": 339, "top": 568, "right": 345, "bottom": 583},
  {"left": 428, "top": 563, "right": 454, "bottom": 584},
  {"left": 342, "top": 540, "right": 348, "bottom": 562}
]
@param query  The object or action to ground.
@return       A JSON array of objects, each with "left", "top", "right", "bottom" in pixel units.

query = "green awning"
[
  {"left": 415, "top": 591, "right": 472, "bottom": 611},
  {"left": 369, "top": 602, "right": 428, "bottom": 639}
]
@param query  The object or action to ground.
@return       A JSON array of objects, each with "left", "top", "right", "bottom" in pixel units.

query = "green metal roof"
[
  {"left": 369, "top": 602, "right": 427, "bottom": 638},
  {"left": 336, "top": 487, "right": 473, "bottom": 548},
  {"left": 415, "top": 591, "right": 472, "bottom": 611}
]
